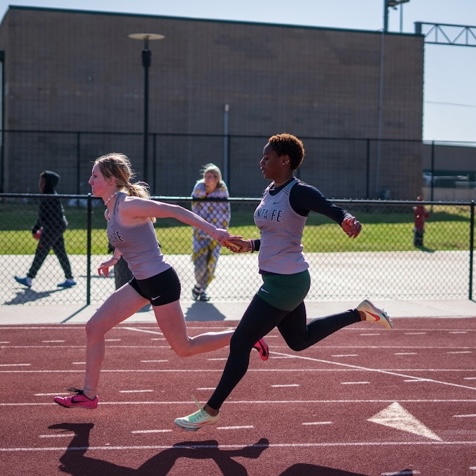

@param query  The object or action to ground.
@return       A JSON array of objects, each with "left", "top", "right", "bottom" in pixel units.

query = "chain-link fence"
[
  {"left": 1, "top": 193, "right": 474, "bottom": 306},
  {"left": 1, "top": 131, "right": 426, "bottom": 199}
]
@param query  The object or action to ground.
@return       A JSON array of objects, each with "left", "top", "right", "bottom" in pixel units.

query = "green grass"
[{"left": 0, "top": 203, "right": 472, "bottom": 254}]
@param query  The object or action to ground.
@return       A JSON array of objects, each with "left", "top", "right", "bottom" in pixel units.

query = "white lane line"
[
  {"left": 381, "top": 471, "right": 421, "bottom": 475},
  {"left": 119, "top": 389, "right": 154, "bottom": 394},
  {"left": 0, "top": 363, "right": 31, "bottom": 367},
  {"left": 394, "top": 352, "right": 418, "bottom": 355},
  {"left": 341, "top": 381, "right": 369, "bottom": 385},
  {"left": 447, "top": 351, "right": 472, "bottom": 354},
  {"left": 4, "top": 398, "right": 476, "bottom": 408},
  {"left": 404, "top": 332, "right": 427, "bottom": 335},
  {"left": 140, "top": 360, "right": 168, "bottom": 363},
  {"left": 359, "top": 333, "right": 381, "bottom": 336},
  {"left": 105, "top": 338, "right": 121, "bottom": 342},
  {"left": 271, "top": 351, "right": 476, "bottom": 392},
  {"left": 131, "top": 429, "right": 171, "bottom": 434},
  {"left": 217, "top": 426, "right": 254, "bottom": 430},
  {"left": 449, "top": 331, "right": 467, "bottom": 334},
  {"left": 1, "top": 441, "right": 476, "bottom": 452},
  {"left": 2, "top": 368, "right": 476, "bottom": 376},
  {"left": 331, "top": 354, "right": 358, "bottom": 358},
  {"left": 453, "top": 414, "right": 476, "bottom": 418},
  {"left": 39, "top": 434, "right": 74, "bottom": 438},
  {"left": 35, "top": 393, "right": 67, "bottom": 396},
  {"left": 464, "top": 377, "right": 476, "bottom": 380},
  {"left": 0, "top": 341, "right": 10, "bottom": 344},
  {"left": 302, "top": 421, "right": 332, "bottom": 426},
  {"left": 41, "top": 340, "right": 65, "bottom": 343},
  {"left": 121, "top": 327, "right": 163, "bottom": 335},
  {"left": 271, "top": 384, "right": 300, "bottom": 388},
  {"left": 197, "top": 387, "right": 216, "bottom": 391},
  {"left": 0, "top": 345, "right": 171, "bottom": 350},
  {"left": 208, "top": 358, "right": 227, "bottom": 361},
  {"left": 404, "top": 379, "right": 430, "bottom": 383},
  {"left": 72, "top": 362, "right": 86, "bottom": 365}
]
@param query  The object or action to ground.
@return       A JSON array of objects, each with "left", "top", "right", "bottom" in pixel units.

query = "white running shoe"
[
  {"left": 356, "top": 299, "right": 393, "bottom": 329},
  {"left": 175, "top": 404, "right": 219, "bottom": 431}
]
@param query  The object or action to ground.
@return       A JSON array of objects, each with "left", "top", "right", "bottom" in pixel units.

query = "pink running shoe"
[
  {"left": 253, "top": 338, "right": 269, "bottom": 361},
  {"left": 54, "top": 387, "right": 98, "bottom": 409}
]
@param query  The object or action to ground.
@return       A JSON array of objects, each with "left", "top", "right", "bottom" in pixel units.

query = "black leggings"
[
  {"left": 207, "top": 294, "right": 360, "bottom": 410},
  {"left": 27, "top": 232, "right": 73, "bottom": 280}
]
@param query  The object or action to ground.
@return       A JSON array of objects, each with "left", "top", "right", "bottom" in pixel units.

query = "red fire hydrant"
[{"left": 413, "top": 195, "right": 429, "bottom": 247}]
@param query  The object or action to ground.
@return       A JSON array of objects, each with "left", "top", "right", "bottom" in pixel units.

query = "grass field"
[{"left": 0, "top": 202, "right": 471, "bottom": 255}]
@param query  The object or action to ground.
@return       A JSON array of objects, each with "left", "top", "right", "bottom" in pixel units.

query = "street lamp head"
[
  {"left": 387, "top": 0, "right": 410, "bottom": 8},
  {"left": 129, "top": 33, "right": 165, "bottom": 42}
]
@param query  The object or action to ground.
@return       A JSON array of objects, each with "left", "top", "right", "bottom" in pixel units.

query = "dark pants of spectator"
[
  {"left": 27, "top": 232, "right": 73, "bottom": 279},
  {"left": 414, "top": 229, "right": 424, "bottom": 247}
]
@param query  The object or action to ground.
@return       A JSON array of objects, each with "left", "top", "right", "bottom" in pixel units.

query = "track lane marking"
[
  {"left": 0, "top": 363, "right": 31, "bottom": 367},
  {"left": 119, "top": 389, "right": 154, "bottom": 393},
  {"left": 1, "top": 441, "right": 475, "bottom": 452},
  {"left": 131, "top": 429, "right": 171, "bottom": 434},
  {"left": 368, "top": 402, "right": 442, "bottom": 441},
  {"left": 4, "top": 398, "right": 476, "bottom": 407},
  {"left": 217, "top": 426, "right": 254, "bottom": 430},
  {"left": 271, "top": 351, "right": 476, "bottom": 391},
  {"left": 381, "top": 471, "right": 421, "bottom": 475}
]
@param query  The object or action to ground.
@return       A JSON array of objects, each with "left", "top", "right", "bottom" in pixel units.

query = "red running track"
[{"left": 1, "top": 318, "right": 476, "bottom": 475}]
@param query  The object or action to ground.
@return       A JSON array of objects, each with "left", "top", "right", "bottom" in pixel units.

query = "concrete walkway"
[{"left": 1, "top": 298, "right": 475, "bottom": 325}]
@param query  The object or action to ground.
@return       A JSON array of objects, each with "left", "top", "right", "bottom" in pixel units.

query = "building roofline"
[{"left": 6, "top": 5, "right": 421, "bottom": 38}]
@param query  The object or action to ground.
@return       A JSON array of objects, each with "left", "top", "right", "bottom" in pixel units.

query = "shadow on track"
[
  {"left": 48, "top": 423, "right": 375, "bottom": 475},
  {"left": 48, "top": 422, "right": 267, "bottom": 475}
]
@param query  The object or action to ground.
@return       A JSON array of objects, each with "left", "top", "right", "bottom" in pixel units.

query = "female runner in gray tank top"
[{"left": 53, "top": 153, "right": 268, "bottom": 409}]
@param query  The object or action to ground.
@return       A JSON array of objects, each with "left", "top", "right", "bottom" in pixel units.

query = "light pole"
[
  {"left": 384, "top": 0, "right": 410, "bottom": 32},
  {"left": 128, "top": 33, "right": 164, "bottom": 185}
]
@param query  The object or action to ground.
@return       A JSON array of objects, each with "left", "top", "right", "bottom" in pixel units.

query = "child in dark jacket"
[{"left": 14, "top": 170, "right": 76, "bottom": 288}]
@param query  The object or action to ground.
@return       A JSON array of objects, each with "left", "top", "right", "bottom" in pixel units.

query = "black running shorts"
[{"left": 129, "top": 266, "right": 181, "bottom": 306}]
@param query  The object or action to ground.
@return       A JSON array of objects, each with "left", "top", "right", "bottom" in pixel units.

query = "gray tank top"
[
  {"left": 254, "top": 178, "right": 309, "bottom": 274},
  {"left": 106, "top": 193, "right": 170, "bottom": 280}
]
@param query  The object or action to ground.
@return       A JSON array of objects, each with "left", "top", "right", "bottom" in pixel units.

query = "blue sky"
[{"left": 1, "top": 0, "right": 475, "bottom": 142}]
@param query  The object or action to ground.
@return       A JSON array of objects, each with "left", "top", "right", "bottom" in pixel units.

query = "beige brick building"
[{"left": 0, "top": 6, "right": 424, "bottom": 198}]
